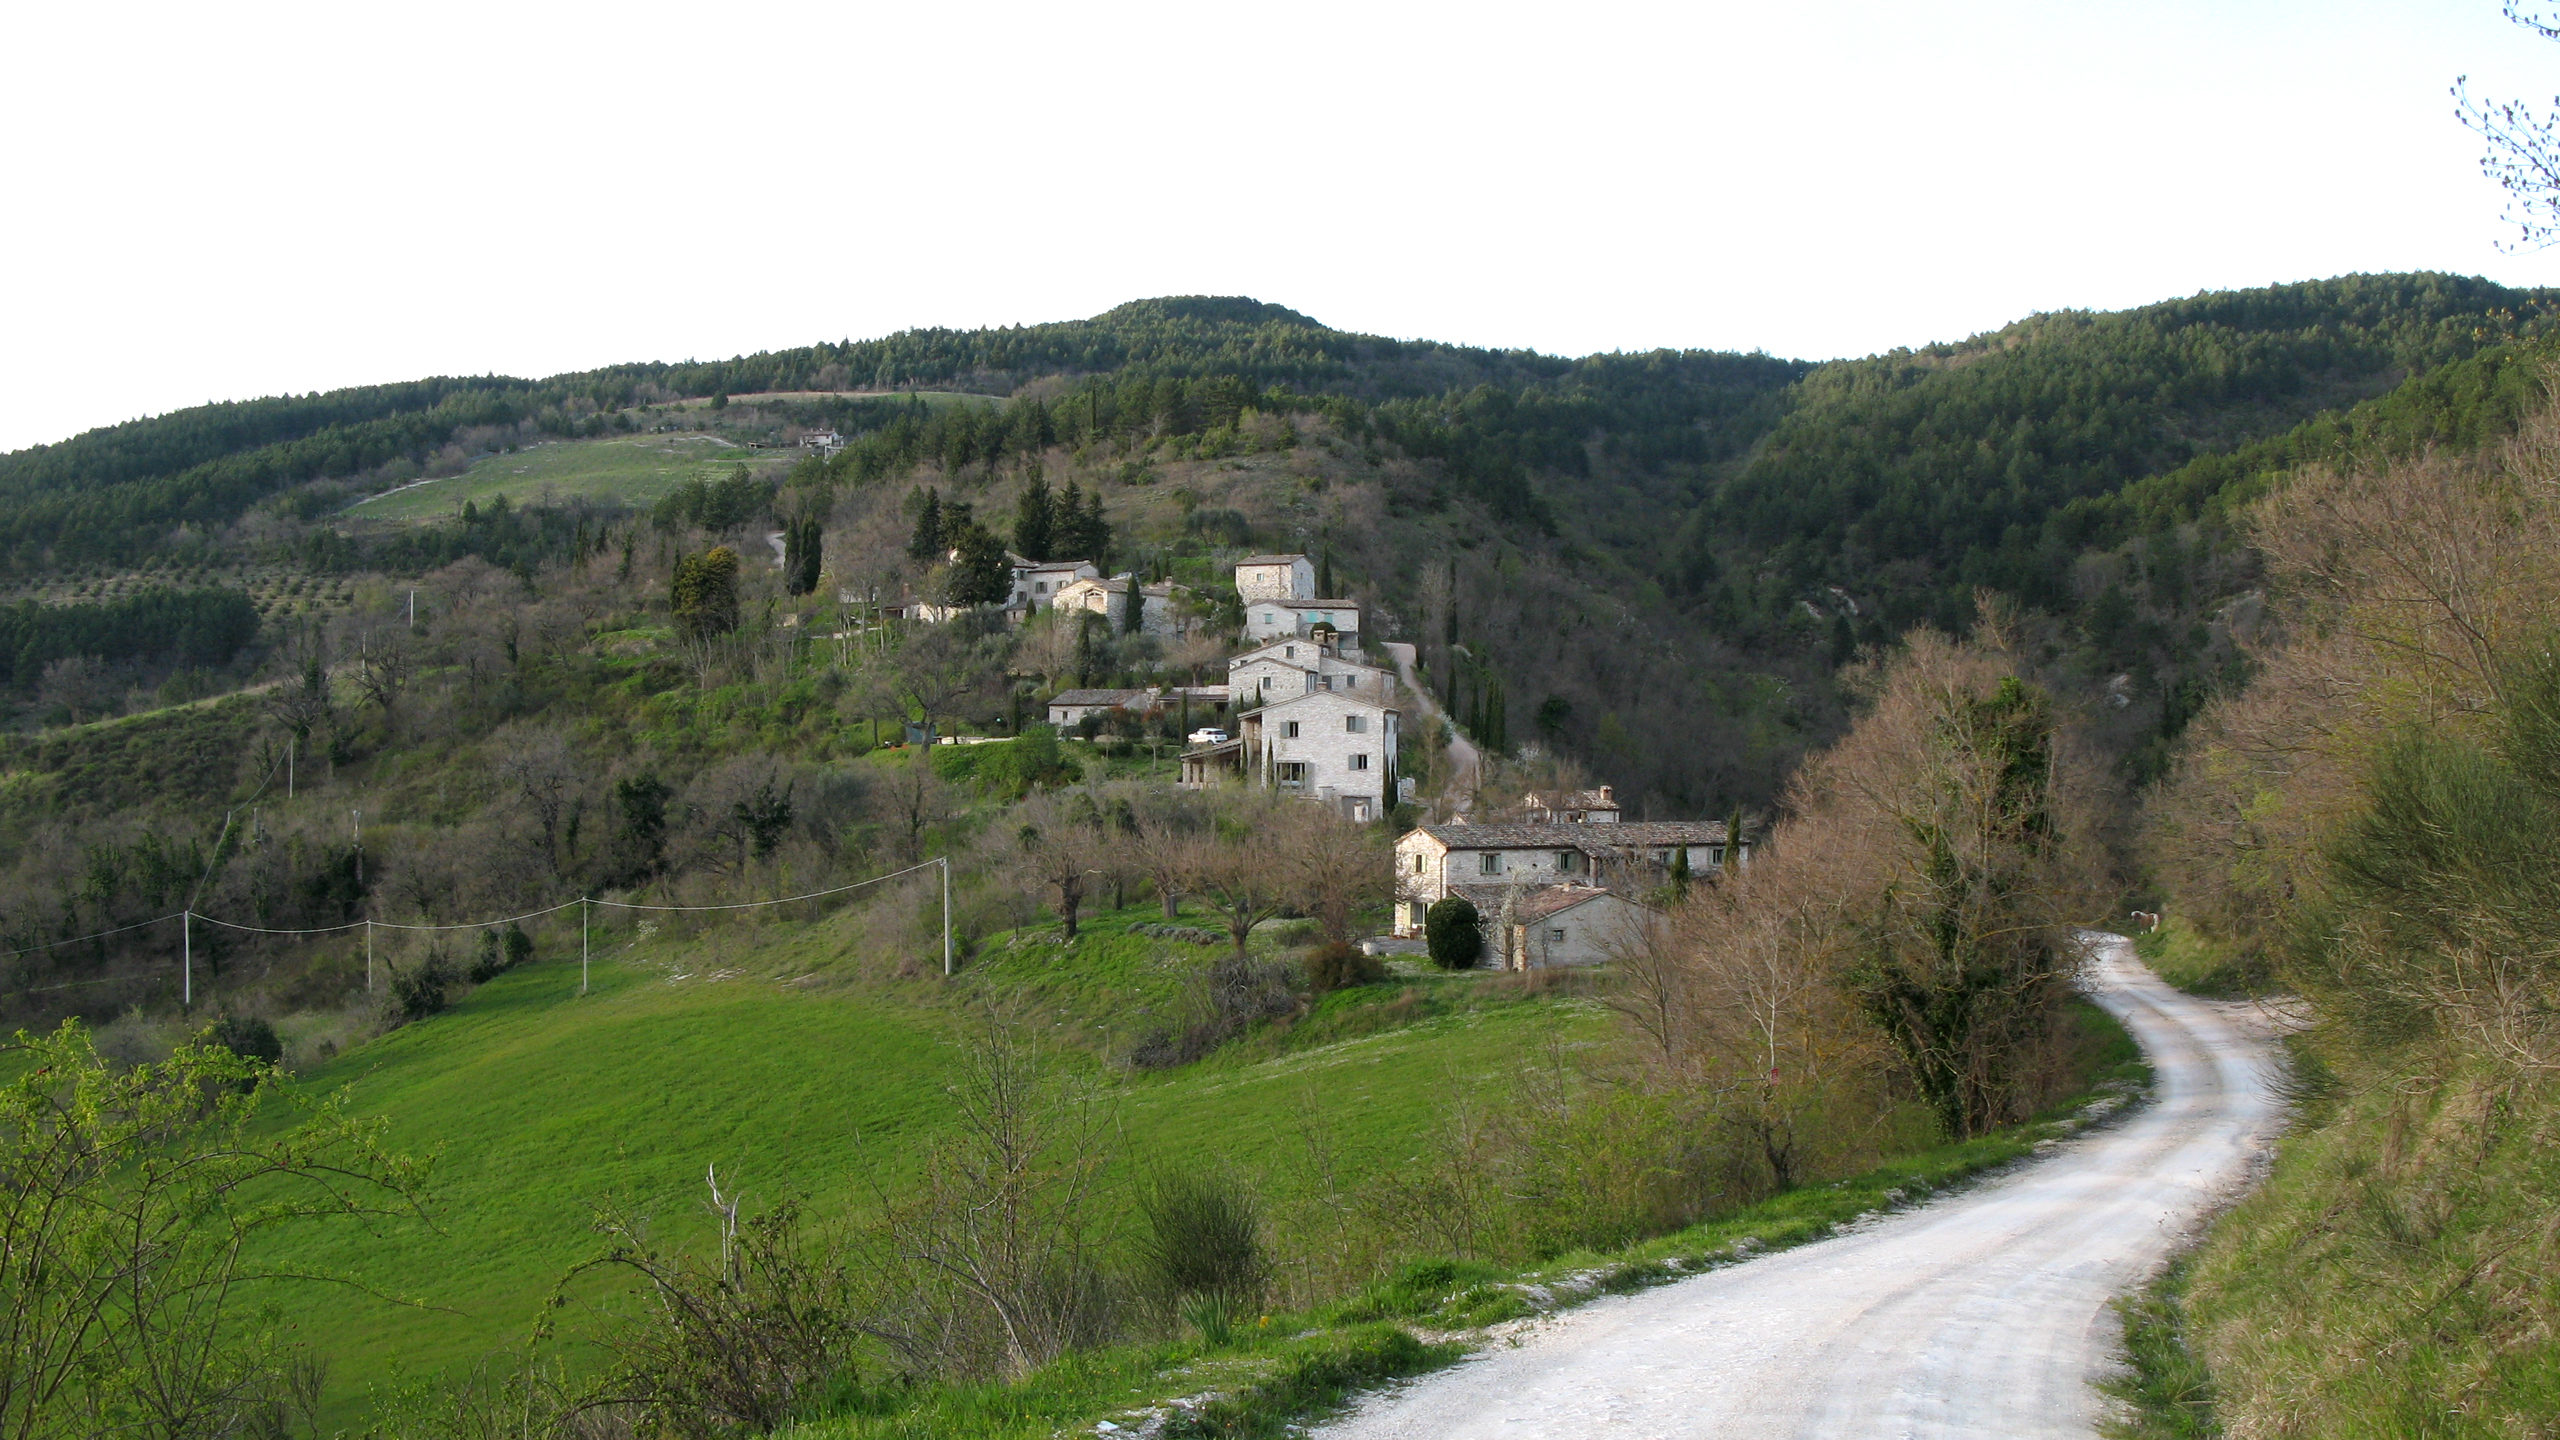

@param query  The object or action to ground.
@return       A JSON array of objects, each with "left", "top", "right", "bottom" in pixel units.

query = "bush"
[
  {"left": 1128, "top": 955, "right": 1298, "bottom": 1069},
  {"left": 387, "top": 953, "right": 457, "bottom": 1024},
  {"left": 465, "top": 923, "right": 535, "bottom": 983},
  {"left": 1424, "top": 896, "right": 1482, "bottom": 971},
  {"left": 207, "top": 1013, "right": 282, "bottom": 1071},
  {"left": 1305, "top": 942, "right": 1386, "bottom": 994},
  {"left": 1134, "top": 1170, "right": 1269, "bottom": 1340}
]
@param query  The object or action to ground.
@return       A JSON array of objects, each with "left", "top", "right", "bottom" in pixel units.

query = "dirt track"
[{"left": 1316, "top": 940, "right": 2285, "bottom": 1439}]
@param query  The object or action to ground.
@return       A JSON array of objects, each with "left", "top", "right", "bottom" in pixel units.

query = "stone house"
[
  {"left": 1008, "top": 556, "right": 1099, "bottom": 611},
  {"left": 1051, "top": 575, "right": 1198, "bottom": 638},
  {"left": 1228, "top": 637, "right": 1399, "bottom": 709},
  {"left": 1234, "top": 553, "right": 1315, "bottom": 601},
  {"left": 1046, "top": 687, "right": 1157, "bottom": 727},
  {"left": 1516, "top": 785, "right": 1622, "bottom": 824},
  {"left": 1181, "top": 688, "right": 1398, "bottom": 822},
  {"left": 1389, "top": 820, "right": 1747, "bottom": 935},
  {"left": 1493, "top": 885, "right": 1663, "bottom": 970},
  {"left": 1243, "top": 597, "right": 1363, "bottom": 657}
]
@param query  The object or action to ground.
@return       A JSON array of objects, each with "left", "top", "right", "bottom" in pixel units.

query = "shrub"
[
  {"left": 1305, "top": 942, "right": 1386, "bottom": 994},
  {"left": 1424, "top": 896, "right": 1482, "bottom": 970},
  {"left": 387, "top": 953, "right": 457, "bottom": 1024},
  {"left": 207, "top": 1014, "right": 282, "bottom": 1071},
  {"left": 1134, "top": 1170, "right": 1270, "bottom": 1338},
  {"left": 1128, "top": 955, "right": 1298, "bottom": 1069},
  {"left": 466, "top": 924, "right": 534, "bottom": 983}
]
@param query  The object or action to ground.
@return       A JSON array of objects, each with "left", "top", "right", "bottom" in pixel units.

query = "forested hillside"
[{"left": 7, "top": 275, "right": 2554, "bottom": 816}]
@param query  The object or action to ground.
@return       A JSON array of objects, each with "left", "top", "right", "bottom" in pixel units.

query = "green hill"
[{"left": 253, "top": 902, "right": 1606, "bottom": 1412}]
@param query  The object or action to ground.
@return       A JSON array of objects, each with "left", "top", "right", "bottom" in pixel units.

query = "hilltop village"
[{"left": 898, "top": 545, "right": 1745, "bottom": 967}]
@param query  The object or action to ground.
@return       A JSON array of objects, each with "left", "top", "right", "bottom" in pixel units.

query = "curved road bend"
[
  {"left": 1317, "top": 940, "right": 2285, "bottom": 1440},
  {"left": 1380, "top": 642, "right": 1480, "bottom": 792}
]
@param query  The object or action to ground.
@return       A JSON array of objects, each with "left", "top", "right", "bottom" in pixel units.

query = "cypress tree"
[
  {"left": 907, "top": 488, "right": 943, "bottom": 562},
  {"left": 1318, "top": 549, "right": 1334, "bottom": 598},
  {"left": 1015, "top": 470, "right": 1054, "bottom": 561}
]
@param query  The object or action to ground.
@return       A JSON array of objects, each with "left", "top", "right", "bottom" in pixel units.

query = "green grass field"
[
  {"left": 258, "top": 902, "right": 1607, "bottom": 1417},
  {"left": 344, "top": 436, "right": 773, "bottom": 523}
]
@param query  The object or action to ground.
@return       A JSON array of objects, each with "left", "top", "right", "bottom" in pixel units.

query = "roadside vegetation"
[{"left": 2116, "top": 383, "right": 2560, "bottom": 1437}]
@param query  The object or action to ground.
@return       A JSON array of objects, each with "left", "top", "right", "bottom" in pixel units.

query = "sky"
[{"left": 2, "top": 0, "right": 2554, "bottom": 454}]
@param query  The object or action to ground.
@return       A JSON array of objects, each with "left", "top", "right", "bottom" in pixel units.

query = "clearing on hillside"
[{"left": 344, "top": 435, "right": 784, "bottom": 523}]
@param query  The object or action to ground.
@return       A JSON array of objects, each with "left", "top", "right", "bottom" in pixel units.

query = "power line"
[{"left": 1, "top": 856, "right": 958, "bottom": 1003}]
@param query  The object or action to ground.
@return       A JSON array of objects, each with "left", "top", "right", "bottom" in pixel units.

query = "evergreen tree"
[
  {"left": 907, "top": 488, "right": 943, "bottom": 562},
  {"left": 945, "top": 520, "right": 1012, "bottom": 605},
  {"left": 671, "top": 546, "right": 741, "bottom": 639},
  {"left": 1318, "top": 550, "right": 1334, "bottom": 598},
  {"left": 1014, "top": 470, "right": 1054, "bottom": 561},
  {"left": 1054, "top": 480, "right": 1110, "bottom": 563},
  {"left": 1122, "top": 578, "right": 1146, "bottom": 635},
  {"left": 783, "top": 513, "right": 823, "bottom": 596}
]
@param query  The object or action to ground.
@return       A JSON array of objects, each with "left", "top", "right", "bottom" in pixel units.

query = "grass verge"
[
  {"left": 2133, "top": 921, "right": 2268, "bottom": 998},
  {"left": 786, "top": 1009, "right": 2151, "bottom": 1439},
  {"left": 2102, "top": 1254, "right": 2222, "bottom": 1439}
]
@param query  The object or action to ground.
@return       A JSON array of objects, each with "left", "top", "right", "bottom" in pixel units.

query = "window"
[
  {"left": 1260, "top": 676, "right": 1272, "bottom": 691},
  {"left": 1034, "top": 582, "right": 1047, "bottom": 594},
  {"left": 1412, "top": 853, "right": 1424, "bottom": 874},
  {"left": 1345, "top": 714, "right": 1366, "bottom": 732},
  {"left": 1480, "top": 852, "right": 1502, "bottom": 875},
  {"left": 1278, "top": 762, "right": 1308, "bottom": 785},
  {"left": 1284, "top": 720, "right": 1300, "bottom": 738},
  {"left": 1548, "top": 928, "right": 1566, "bottom": 944},
  {"left": 1350, "top": 753, "right": 1370, "bottom": 770},
  {"left": 1285, "top": 646, "right": 1296, "bottom": 658},
  {"left": 1556, "top": 851, "right": 1575, "bottom": 870}
]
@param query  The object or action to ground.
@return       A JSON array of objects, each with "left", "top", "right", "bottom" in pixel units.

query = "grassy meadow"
[
  {"left": 256, "top": 901, "right": 1611, "bottom": 1416},
  {"left": 345, "top": 436, "right": 777, "bottom": 523}
]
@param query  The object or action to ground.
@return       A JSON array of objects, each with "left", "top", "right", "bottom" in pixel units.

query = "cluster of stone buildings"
[
  {"left": 890, "top": 553, "right": 1198, "bottom": 637},
  {"left": 1387, "top": 797, "right": 1747, "bottom": 966},
  {"left": 1178, "top": 554, "right": 1402, "bottom": 823},
  {"left": 904, "top": 539, "right": 1746, "bottom": 972}
]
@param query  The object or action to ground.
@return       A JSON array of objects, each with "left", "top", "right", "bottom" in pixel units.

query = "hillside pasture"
[
  {"left": 255, "top": 901, "right": 1606, "bottom": 1417},
  {"left": 344, "top": 436, "right": 778, "bottom": 523}
]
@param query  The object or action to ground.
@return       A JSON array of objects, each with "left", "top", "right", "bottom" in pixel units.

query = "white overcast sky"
[{"left": 1, "top": 0, "right": 2553, "bottom": 454}]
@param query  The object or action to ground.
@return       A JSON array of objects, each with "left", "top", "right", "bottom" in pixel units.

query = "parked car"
[{"left": 1187, "top": 727, "right": 1230, "bottom": 745}]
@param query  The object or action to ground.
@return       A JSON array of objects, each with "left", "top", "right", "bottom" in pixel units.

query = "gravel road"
[{"left": 1316, "top": 940, "right": 2285, "bottom": 1440}]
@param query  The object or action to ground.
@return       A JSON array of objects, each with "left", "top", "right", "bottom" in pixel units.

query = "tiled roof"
[
  {"left": 1047, "top": 688, "right": 1151, "bottom": 706},
  {"left": 1237, "top": 553, "right": 1310, "bottom": 566},
  {"left": 1509, "top": 884, "right": 1635, "bottom": 922},
  {"left": 1250, "top": 598, "right": 1361, "bottom": 610},
  {"left": 1416, "top": 821, "right": 1731, "bottom": 849}
]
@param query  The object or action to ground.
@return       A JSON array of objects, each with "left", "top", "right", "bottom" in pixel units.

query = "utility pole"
[
  {"left": 182, "top": 910, "right": 192, "bottom": 1010},
  {"left": 365, "top": 920, "right": 374, "bottom": 992},
  {"left": 286, "top": 734, "right": 294, "bottom": 799},
  {"left": 581, "top": 897, "right": 591, "bottom": 995},
  {"left": 407, "top": 589, "right": 416, "bottom": 628},
  {"left": 940, "top": 856, "right": 953, "bottom": 977}
]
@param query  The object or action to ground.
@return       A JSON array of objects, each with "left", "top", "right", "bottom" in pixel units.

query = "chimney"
[{"left": 1597, "top": 784, "right": 1614, "bottom": 806}]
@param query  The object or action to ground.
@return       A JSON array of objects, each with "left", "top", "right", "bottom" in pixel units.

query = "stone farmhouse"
[
  {"left": 1388, "top": 820, "right": 1746, "bottom": 936},
  {"left": 1234, "top": 553, "right": 1315, "bottom": 601},
  {"left": 1515, "top": 785, "right": 1622, "bottom": 824},
  {"left": 1008, "top": 556, "right": 1099, "bottom": 613},
  {"left": 1046, "top": 688, "right": 1158, "bottom": 727},
  {"left": 1228, "top": 636, "right": 1400, "bottom": 708},
  {"left": 1490, "top": 884, "right": 1662, "bottom": 970},
  {"left": 1208, "top": 688, "right": 1398, "bottom": 822},
  {"left": 1050, "top": 574, "right": 1196, "bottom": 638}
]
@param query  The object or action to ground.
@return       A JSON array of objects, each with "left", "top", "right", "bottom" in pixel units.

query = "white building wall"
[
  {"left": 1260, "top": 691, "right": 1397, "bottom": 820},
  {"left": 1512, "top": 894, "right": 1658, "bottom": 970},
  {"left": 1235, "top": 557, "right": 1314, "bottom": 601}
]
